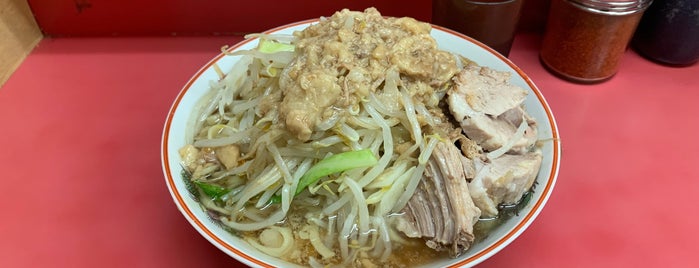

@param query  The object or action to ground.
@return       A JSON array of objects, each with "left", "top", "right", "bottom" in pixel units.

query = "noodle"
[
  {"left": 302, "top": 223, "right": 336, "bottom": 259},
  {"left": 221, "top": 209, "right": 286, "bottom": 232},
  {"left": 246, "top": 226, "right": 295, "bottom": 258}
]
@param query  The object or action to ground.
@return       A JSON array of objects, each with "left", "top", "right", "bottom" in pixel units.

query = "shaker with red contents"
[{"left": 540, "top": 0, "right": 653, "bottom": 83}]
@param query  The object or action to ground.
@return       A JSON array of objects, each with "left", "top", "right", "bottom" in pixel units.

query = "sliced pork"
[
  {"left": 396, "top": 62, "right": 544, "bottom": 257},
  {"left": 458, "top": 107, "right": 538, "bottom": 154},
  {"left": 448, "top": 64, "right": 527, "bottom": 118},
  {"left": 396, "top": 142, "right": 481, "bottom": 257},
  {"left": 467, "top": 150, "right": 543, "bottom": 218},
  {"left": 446, "top": 63, "right": 543, "bottom": 218},
  {"left": 447, "top": 64, "right": 537, "bottom": 154}
]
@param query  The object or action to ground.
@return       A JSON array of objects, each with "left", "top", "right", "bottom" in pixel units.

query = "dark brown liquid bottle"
[
  {"left": 432, "top": 0, "right": 524, "bottom": 57},
  {"left": 632, "top": 0, "right": 699, "bottom": 66}
]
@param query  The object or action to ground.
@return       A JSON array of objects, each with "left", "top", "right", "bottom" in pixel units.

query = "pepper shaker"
[{"left": 540, "top": 0, "right": 653, "bottom": 83}]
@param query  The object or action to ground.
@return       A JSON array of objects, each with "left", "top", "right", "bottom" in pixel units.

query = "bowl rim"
[{"left": 161, "top": 18, "right": 561, "bottom": 268}]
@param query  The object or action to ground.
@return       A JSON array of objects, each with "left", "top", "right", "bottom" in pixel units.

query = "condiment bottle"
[
  {"left": 432, "top": 0, "right": 524, "bottom": 57},
  {"left": 540, "top": 0, "right": 653, "bottom": 83},
  {"left": 632, "top": 0, "right": 699, "bottom": 66}
]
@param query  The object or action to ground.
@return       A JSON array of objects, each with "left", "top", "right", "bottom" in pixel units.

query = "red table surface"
[{"left": 1, "top": 33, "right": 698, "bottom": 267}]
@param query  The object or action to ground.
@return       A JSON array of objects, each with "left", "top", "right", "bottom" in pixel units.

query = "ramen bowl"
[{"left": 161, "top": 18, "right": 560, "bottom": 268}]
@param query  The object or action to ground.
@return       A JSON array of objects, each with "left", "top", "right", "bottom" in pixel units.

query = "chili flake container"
[{"left": 540, "top": 0, "right": 653, "bottom": 83}]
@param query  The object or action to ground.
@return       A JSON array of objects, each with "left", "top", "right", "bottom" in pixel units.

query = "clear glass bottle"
[{"left": 540, "top": 0, "right": 653, "bottom": 83}]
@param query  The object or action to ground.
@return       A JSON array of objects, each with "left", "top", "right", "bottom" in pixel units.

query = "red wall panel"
[
  {"left": 28, "top": 0, "right": 432, "bottom": 36},
  {"left": 27, "top": 0, "right": 549, "bottom": 36}
]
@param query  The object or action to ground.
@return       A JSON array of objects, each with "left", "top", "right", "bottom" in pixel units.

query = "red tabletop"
[{"left": 1, "top": 33, "right": 698, "bottom": 267}]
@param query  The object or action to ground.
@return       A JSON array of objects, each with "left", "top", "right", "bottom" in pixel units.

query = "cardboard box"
[{"left": 0, "top": 0, "right": 42, "bottom": 86}]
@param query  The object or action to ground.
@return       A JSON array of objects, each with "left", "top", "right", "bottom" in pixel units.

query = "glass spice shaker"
[
  {"left": 632, "top": 0, "right": 699, "bottom": 66},
  {"left": 540, "top": 0, "right": 653, "bottom": 83}
]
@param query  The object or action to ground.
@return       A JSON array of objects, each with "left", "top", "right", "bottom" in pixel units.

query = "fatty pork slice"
[
  {"left": 395, "top": 142, "right": 481, "bottom": 257},
  {"left": 461, "top": 106, "right": 538, "bottom": 154},
  {"left": 466, "top": 150, "right": 543, "bottom": 218},
  {"left": 447, "top": 64, "right": 537, "bottom": 154}
]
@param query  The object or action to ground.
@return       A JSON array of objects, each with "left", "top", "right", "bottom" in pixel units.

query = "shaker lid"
[{"left": 568, "top": 0, "right": 653, "bottom": 15}]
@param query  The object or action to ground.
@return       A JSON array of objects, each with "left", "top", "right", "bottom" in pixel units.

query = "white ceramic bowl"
[{"left": 161, "top": 19, "right": 561, "bottom": 268}]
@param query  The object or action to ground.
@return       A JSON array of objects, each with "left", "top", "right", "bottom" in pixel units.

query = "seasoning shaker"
[
  {"left": 632, "top": 0, "right": 699, "bottom": 66},
  {"left": 540, "top": 0, "right": 653, "bottom": 83},
  {"left": 432, "top": 0, "right": 525, "bottom": 57}
]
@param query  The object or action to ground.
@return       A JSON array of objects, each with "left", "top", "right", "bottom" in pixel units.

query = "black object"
[{"left": 632, "top": 0, "right": 699, "bottom": 66}]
